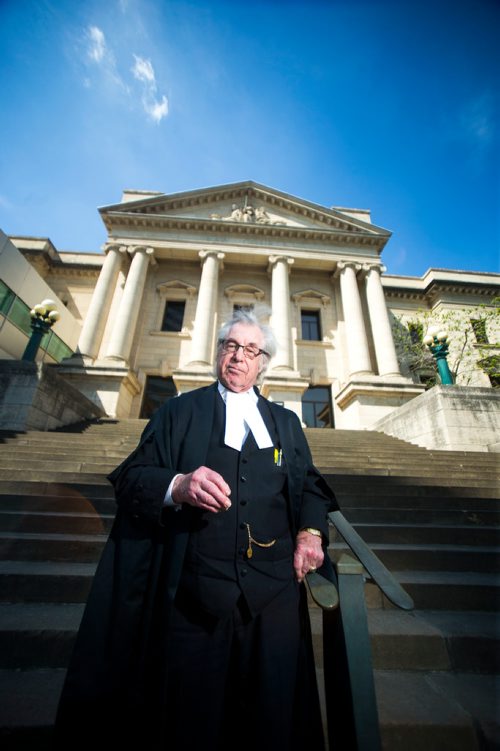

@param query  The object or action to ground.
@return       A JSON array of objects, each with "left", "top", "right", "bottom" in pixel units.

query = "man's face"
[{"left": 217, "top": 323, "right": 266, "bottom": 393}]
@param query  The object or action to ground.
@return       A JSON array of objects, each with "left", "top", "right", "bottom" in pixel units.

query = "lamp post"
[
  {"left": 22, "top": 299, "right": 60, "bottom": 362},
  {"left": 423, "top": 327, "right": 454, "bottom": 385}
]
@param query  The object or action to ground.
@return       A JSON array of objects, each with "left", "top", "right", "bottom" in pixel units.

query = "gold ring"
[{"left": 309, "top": 567, "right": 317, "bottom": 573}]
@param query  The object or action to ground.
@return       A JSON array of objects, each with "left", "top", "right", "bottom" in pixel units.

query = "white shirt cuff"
[{"left": 163, "top": 474, "right": 182, "bottom": 509}]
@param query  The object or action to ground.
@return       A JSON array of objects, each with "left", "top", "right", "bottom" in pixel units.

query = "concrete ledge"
[
  {"left": 373, "top": 385, "right": 500, "bottom": 452},
  {"left": 0, "top": 361, "right": 104, "bottom": 432}
]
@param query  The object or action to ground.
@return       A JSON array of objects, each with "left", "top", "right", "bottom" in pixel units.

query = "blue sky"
[{"left": 1, "top": 0, "right": 498, "bottom": 277}]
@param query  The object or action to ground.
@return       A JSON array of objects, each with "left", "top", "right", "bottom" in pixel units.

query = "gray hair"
[{"left": 216, "top": 307, "right": 277, "bottom": 376}]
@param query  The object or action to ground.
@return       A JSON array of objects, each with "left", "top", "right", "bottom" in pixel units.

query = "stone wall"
[
  {"left": 0, "top": 361, "right": 104, "bottom": 432},
  {"left": 373, "top": 385, "right": 500, "bottom": 452}
]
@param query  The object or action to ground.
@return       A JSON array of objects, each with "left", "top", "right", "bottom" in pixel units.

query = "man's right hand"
[{"left": 171, "top": 467, "right": 231, "bottom": 513}]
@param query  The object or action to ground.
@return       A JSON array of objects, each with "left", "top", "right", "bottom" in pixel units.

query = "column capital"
[
  {"left": 267, "top": 255, "right": 294, "bottom": 273},
  {"left": 199, "top": 250, "right": 225, "bottom": 273},
  {"left": 361, "top": 262, "right": 386, "bottom": 276},
  {"left": 332, "top": 260, "right": 361, "bottom": 280},
  {"left": 129, "top": 245, "right": 156, "bottom": 265},
  {"left": 199, "top": 250, "right": 225, "bottom": 261},
  {"left": 102, "top": 243, "right": 127, "bottom": 256},
  {"left": 129, "top": 245, "right": 154, "bottom": 255}
]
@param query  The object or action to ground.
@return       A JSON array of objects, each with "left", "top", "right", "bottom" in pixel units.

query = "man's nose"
[{"left": 231, "top": 345, "right": 245, "bottom": 361}]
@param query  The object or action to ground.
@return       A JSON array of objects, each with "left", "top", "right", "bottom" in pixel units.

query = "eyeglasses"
[{"left": 220, "top": 339, "right": 269, "bottom": 360}]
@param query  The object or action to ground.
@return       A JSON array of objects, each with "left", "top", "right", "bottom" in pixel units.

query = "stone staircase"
[{"left": 0, "top": 420, "right": 499, "bottom": 750}]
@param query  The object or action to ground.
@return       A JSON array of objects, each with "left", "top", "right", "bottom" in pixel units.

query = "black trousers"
[{"left": 164, "top": 581, "right": 324, "bottom": 751}]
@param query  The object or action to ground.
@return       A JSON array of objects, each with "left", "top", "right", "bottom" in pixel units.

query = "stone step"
[
  {"left": 334, "top": 489, "right": 500, "bottom": 505},
  {"left": 0, "top": 534, "right": 105, "bottom": 563},
  {"left": 0, "top": 447, "right": 130, "bottom": 461},
  {"left": 0, "top": 454, "right": 496, "bottom": 485},
  {"left": 310, "top": 608, "right": 500, "bottom": 673},
  {"left": 332, "top": 542, "right": 500, "bottom": 573},
  {"left": 4, "top": 524, "right": 496, "bottom": 574},
  {"left": 2, "top": 497, "right": 498, "bottom": 525},
  {"left": 0, "top": 494, "right": 115, "bottom": 515},
  {"left": 0, "top": 481, "right": 115, "bottom": 499},
  {"left": 1, "top": 466, "right": 497, "bottom": 491},
  {"left": 343, "top": 523, "right": 500, "bottom": 547},
  {"left": 0, "top": 435, "right": 137, "bottom": 449},
  {"left": 0, "top": 459, "right": 120, "bottom": 473},
  {"left": 9, "top": 452, "right": 495, "bottom": 475},
  {"left": 364, "top": 570, "right": 500, "bottom": 612},
  {"left": 0, "top": 561, "right": 96, "bottom": 603},
  {"left": 309, "top": 444, "right": 499, "bottom": 460},
  {"left": 1, "top": 512, "right": 498, "bottom": 549},
  {"left": 344, "top": 507, "right": 500, "bottom": 525},
  {"left": 0, "top": 512, "right": 113, "bottom": 535},
  {"left": 2, "top": 604, "right": 498, "bottom": 674},
  {"left": 3, "top": 532, "right": 497, "bottom": 574},
  {"left": 327, "top": 477, "right": 500, "bottom": 495},
  {"left": 0, "top": 603, "right": 82, "bottom": 669},
  {"left": 0, "top": 470, "right": 109, "bottom": 484},
  {"left": 2, "top": 560, "right": 498, "bottom": 612},
  {"left": 320, "top": 467, "right": 500, "bottom": 483},
  {"left": 374, "top": 670, "right": 499, "bottom": 751},
  {"left": 0, "top": 668, "right": 497, "bottom": 751},
  {"left": 317, "top": 460, "right": 499, "bottom": 476}
]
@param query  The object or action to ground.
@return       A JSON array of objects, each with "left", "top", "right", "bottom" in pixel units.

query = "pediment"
[
  {"left": 100, "top": 181, "right": 390, "bottom": 240},
  {"left": 292, "top": 289, "right": 331, "bottom": 306},
  {"left": 224, "top": 284, "right": 265, "bottom": 302},
  {"left": 156, "top": 280, "right": 196, "bottom": 298}
]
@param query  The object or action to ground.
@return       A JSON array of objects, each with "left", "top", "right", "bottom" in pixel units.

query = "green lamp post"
[
  {"left": 423, "top": 326, "right": 454, "bottom": 385},
  {"left": 22, "top": 299, "right": 60, "bottom": 362}
]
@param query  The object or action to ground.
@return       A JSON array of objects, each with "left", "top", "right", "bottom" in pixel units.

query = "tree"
[{"left": 392, "top": 297, "right": 499, "bottom": 388}]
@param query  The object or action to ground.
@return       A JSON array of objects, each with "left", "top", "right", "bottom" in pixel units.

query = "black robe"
[{"left": 54, "top": 383, "right": 338, "bottom": 748}]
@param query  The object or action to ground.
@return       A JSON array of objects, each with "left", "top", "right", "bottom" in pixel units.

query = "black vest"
[{"left": 178, "top": 392, "right": 294, "bottom": 618}]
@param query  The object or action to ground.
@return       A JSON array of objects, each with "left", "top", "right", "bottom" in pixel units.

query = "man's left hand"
[{"left": 294, "top": 530, "right": 324, "bottom": 582}]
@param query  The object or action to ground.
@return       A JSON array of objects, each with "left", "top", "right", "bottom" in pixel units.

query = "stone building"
[{"left": 2, "top": 181, "right": 498, "bottom": 429}]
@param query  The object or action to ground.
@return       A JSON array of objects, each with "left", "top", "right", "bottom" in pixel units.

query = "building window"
[
  {"left": 302, "top": 386, "right": 333, "bottom": 428},
  {"left": 478, "top": 355, "right": 500, "bottom": 388},
  {"left": 301, "top": 310, "right": 321, "bottom": 341},
  {"left": 471, "top": 318, "right": 488, "bottom": 344},
  {"left": 408, "top": 321, "right": 424, "bottom": 345},
  {"left": 162, "top": 300, "right": 185, "bottom": 332},
  {"left": 140, "top": 376, "right": 178, "bottom": 418},
  {"left": 233, "top": 304, "right": 254, "bottom": 313},
  {"left": 0, "top": 279, "right": 16, "bottom": 316}
]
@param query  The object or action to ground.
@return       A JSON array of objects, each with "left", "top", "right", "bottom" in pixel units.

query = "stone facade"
[{"left": 3, "top": 181, "right": 499, "bottom": 429}]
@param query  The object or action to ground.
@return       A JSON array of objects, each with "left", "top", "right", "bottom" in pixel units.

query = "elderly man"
[{"left": 55, "top": 309, "right": 338, "bottom": 751}]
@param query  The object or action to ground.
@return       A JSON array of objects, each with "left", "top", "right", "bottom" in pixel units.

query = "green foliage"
[{"left": 392, "top": 296, "right": 499, "bottom": 388}]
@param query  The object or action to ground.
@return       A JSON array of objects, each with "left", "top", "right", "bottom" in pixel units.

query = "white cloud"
[
  {"left": 87, "top": 26, "right": 106, "bottom": 63},
  {"left": 0, "top": 194, "right": 13, "bottom": 210},
  {"left": 79, "top": 28, "right": 168, "bottom": 123},
  {"left": 456, "top": 92, "right": 497, "bottom": 167},
  {"left": 145, "top": 96, "right": 169, "bottom": 123},
  {"left": 131, "top": 54, "right": 169, "bottom": 123},
  {"left": 81, "top": 25, "right": 127, "bottom": 93},
  {"left": 132, "top": 55, "right": 155, "bottom": 84},
  {"left": 461, "top": 94, "right": 494, "bottom": 145}
]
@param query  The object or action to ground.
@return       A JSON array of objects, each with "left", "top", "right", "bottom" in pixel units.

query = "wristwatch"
[{"left": 300, "top": 527, "right": 322, "bottom": 538}]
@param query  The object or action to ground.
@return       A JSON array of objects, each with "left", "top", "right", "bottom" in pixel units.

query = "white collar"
[
  {"left": 218, "top": 382, "right": 272, "bottom": 451},
  {"left": 218, "top": 381, "right": 258, "bottom": 404}
]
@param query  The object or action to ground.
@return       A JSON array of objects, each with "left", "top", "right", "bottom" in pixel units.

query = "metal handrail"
[
  {"left": 329, "top": 510, "right": 414, "bottom": 610},
  {"left": 306, "top": 510, "right": 414, "bottom": 751}
]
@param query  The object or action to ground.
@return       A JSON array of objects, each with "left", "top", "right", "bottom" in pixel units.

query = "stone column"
[
  {"left": 364, "top": 264, "right": 401, "bottom": 376},
  {"left": 77, "top": 245, "right": 124, "bottom": 359},
  {"left": 106, "top": 246, "right": 154, "bottom": 362},
  {"left": 269, "top": 255, "right": 294, "bottom": 370},
  {"left": 335, "top": 261, "right": 372, "bottom": 376},
  {"left": 188, "top": 251, "right": 225, "bottom": 365}
]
